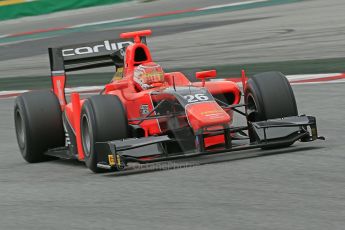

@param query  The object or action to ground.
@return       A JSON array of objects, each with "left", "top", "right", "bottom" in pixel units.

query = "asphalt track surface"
[
  {"left": 1, "top": 84, "right": 344, "bottom": 230},
  {"left": 0, "top": 0, "right": 345, "bottom": 229}
]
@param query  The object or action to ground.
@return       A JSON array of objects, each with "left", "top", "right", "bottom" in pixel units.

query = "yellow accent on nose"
[
  {"left": 108, "top": 155, "right": 115, "bottom": 166},
  {"left": 116, "top": 155, "right": 122, "bottom": 166}
]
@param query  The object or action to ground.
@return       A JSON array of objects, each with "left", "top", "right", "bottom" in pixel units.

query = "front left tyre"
[
  {"left": 80, "top": 95, "right": 128, "bottom": 173},
  {"left": 14, "top": 91, "right": 65, "bottom": 163}
]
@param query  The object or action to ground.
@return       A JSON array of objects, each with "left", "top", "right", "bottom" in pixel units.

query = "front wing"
[{"left": 95, "top": 115, "right": 324, "bottom": 170}]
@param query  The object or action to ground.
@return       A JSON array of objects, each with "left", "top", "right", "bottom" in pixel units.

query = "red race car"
[{"left": 14, "top": 30, "right": 324, "bottom": 172}]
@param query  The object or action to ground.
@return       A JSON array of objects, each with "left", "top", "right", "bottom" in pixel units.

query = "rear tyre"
[
  {"left": 14, "top": 91, "right": 65, "bottom": 163},
  {"left": 80, "top": 95, "right": 128, "bottom": 173},
  {"left": 244, "top": 71, "right": 298, "bottom": 148}
]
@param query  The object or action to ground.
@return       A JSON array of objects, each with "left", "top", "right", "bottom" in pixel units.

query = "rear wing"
[
  {"left": 49, "top": 37, "right": 147, "bottom": 73},
  {"left": 48, "top": 36, "right": 147, "bottom": 106}
]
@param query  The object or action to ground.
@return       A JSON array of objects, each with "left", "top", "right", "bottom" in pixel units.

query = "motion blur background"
[{"left": 1, "top": 0, "right": 345, "bottom": 89}]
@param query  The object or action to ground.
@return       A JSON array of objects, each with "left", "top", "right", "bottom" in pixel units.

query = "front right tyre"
[
  {"left": 244, "top": 71, "right": 298, "bottom": 149},
  {"left": 245, "top": 71, "right": 298, "bottom": 122}
]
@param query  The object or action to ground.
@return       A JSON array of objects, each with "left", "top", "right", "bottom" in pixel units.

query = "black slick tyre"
[
  {"left": 245, "top": 71, "right": 298, "bottom": 148},
  {"left": 14, "top": 91, "right": 64, "bottom": 163},
  {"left": 80, "top": 95, "right": 128, "bottom": 173}
]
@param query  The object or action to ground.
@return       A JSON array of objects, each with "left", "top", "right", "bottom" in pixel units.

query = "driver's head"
[{"left": 133, "top": 62, "right": 164, "bottom": 90}]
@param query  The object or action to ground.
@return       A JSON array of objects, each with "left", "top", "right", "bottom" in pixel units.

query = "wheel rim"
[
  {"left": 15, "top": 109, "right": 26, "bottom": 149},
  {"left": 81, "top": 115, "right": 91, "bottom": 157},
  {"left": 246, "top": 94, "right": 258, "bottom": 122}
]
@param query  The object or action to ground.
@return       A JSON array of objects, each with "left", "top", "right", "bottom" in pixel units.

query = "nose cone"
[{"left": 186, "top": 101, "right": 231, "bottom": 131}]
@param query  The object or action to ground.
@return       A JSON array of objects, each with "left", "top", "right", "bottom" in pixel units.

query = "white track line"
[
  {"left": 1, "top": 73, "right": 345, "bottom": 99},
  {"left": 285, "top": 73, "right": 341, "bottom": 81},
  {"left": 70, "top": 17, "right": 137, "bottom": 29},
  {"left": 198, "top": 0, "right": 268, "bottom": 11}
]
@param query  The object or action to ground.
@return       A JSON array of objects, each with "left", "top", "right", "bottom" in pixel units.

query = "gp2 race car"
[{"left": 14, "top": 30, "right": 324, "bottom": 173}]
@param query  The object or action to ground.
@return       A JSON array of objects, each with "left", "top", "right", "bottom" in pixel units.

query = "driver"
[{"left": 133, "top": 62, "right": 165, "bottom": 90}]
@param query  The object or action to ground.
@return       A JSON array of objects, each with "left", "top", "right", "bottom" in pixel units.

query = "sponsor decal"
[
  {"left": 62, "top": 40, "right": 133, "bottom": 57},
  {"left": 116, "top": 155, "right": 122, "bottom": 167},
  {"left": 65, "top": 133, "right": 71, "bottom": 147},
  {"left": 200, "top": 110, "right": 222, "bottom": 115},
  {"left": 183, "top": 93, "right": 210, "bottom": 103},
  {"left": 63, "top": 122, "right": 71, "bottom": 147},
  {"left": 108, "top": 155, "right": 115, "bottom": 166},
  {"left": 140, "top": 104, "right": 150, "bottom": 116}
]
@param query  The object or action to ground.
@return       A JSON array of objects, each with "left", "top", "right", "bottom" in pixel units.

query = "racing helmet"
[{"left": 133, "top": 62, "right": 165, "bottom": 90}]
